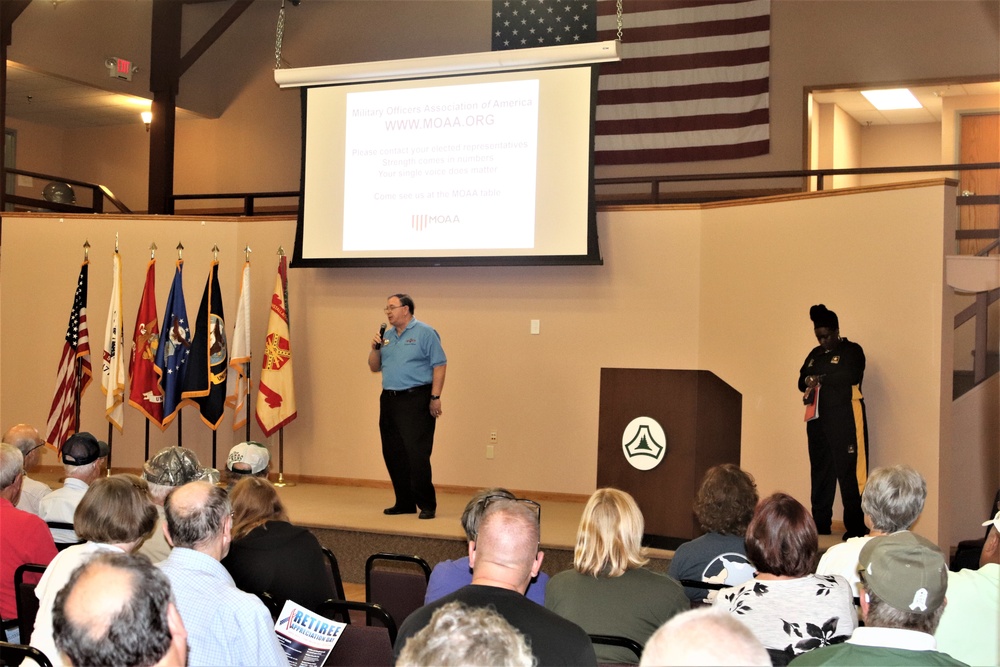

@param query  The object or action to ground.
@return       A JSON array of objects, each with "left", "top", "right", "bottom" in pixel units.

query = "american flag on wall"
[{"left": 492, "top": 0, "right": 771, "bottom": 165}]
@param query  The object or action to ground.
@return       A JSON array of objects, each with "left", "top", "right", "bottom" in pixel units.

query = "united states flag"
[
  {"left": 45, "top": 262, "right": 93, "bottom": 451},
  {"left": 493, "top": 0, "right": 770, "bottom": 165}
]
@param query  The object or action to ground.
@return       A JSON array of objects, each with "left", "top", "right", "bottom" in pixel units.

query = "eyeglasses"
[
  {"left": 23, "top": 442, "right": 45, "bottom": 457},
  {"left": 384, "top": 305, "right": 406, "bottom": 313},
  {"left": 480, "top": 493, "right": 542, "bottom": 528}
]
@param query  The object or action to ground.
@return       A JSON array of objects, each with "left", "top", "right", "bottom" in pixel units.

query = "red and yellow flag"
[
  {"left": 255, "top": 255, "right": 297, "bottom": 436},
  {"left": 128, "top": 259, "right": 165, "bottom": 427}
]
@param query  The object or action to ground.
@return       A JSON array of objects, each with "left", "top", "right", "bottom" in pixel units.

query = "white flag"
[
  {"left": 102, "top": 251, "right": 125, "bottom": 431},
  {"left": 227, "top": 260, "right": 252, "bottom": 430}
]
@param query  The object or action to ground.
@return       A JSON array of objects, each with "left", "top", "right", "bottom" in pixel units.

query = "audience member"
[
  {"left": 39, "top": 431, "right": 108, "bottom": 544},
  {"left": 639, "top": 608, "right": 771, "bottom": 666},
  {"left": 225, "top": 441, "right": 270, "bottom": 488},
  {"left": 790, "top": 532, "right": 964, "bottom": 665},
  {"left": 816, "top": 464, "right": 926, "bottom": 598},
  {"left": 396, "top": 600, "right": 536, "bottom": 667},
  {"left": 158, "top": 481, "right": 288, "bottom": 666},
  {"left": 139, "top": 446, "right": 215, "bottom": 563},
  {"left": 31, "top": 474, "right": 158, "bottom": 667},
  {"left": 425, "top": 487, "right": 549, "bottom": 605},
  {"left": 2, "top": 423, "right": 51, "bottom": 515},
  {"left": 52, "top": 552, "right": 188, "bottom": 667},
  {"left": 395, "top": 496, "right": 597, "bottom": 666},
  {"left": 0, "top": 443, "right": 57, "bottom": 643},
  {"left": 934, "top": 510, "right": 1000, "bottom": 666},
  {"left": 546, "top": 488, "right": 687, "bottom": 664},
  {"left": 669, "top": 464, "right": 758, "bottom": 603},
  {"left": 719, "top": 493, "right": 856, "bottom": 664},
  {"left": 222, "top": 476, "right": 337, "bottom": 609}
]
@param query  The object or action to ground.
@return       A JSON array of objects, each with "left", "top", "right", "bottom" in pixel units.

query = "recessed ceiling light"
[{"left": 861, "top": 88, "right": 922, "bottom": 110}]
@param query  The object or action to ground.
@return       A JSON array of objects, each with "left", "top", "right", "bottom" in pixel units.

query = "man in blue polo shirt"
[{"left": 368, "top": 293, "right": 447, "bottom": 520}]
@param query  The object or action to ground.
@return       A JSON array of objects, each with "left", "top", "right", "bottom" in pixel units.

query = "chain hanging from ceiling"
[
  {"left": 615, "top": 0, "right": 624, "bottom": 41},
  {"left": 274, "top": 0, "right": 286, "bottom": 69}
]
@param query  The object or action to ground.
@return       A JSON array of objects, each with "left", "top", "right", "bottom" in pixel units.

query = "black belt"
[{"left": 382, "top": 384, "right": 431, "bottom": 397}]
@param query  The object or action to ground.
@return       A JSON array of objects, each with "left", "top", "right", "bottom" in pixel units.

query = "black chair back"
[
  {"left": 588, "top": 634, "right": 643, "bottom": 662},
  {"left": 316, "top": 599, "right": 397, "bottom": 645},
  {"left": 324, "top": 624, "right": 393, "bottom": 667},
  {"left": 0, "top": 641, "right": 54, "bottom": 667},
  {"left": 14, "top": 564, "right": 46, "bottom": 645},
  {"left": 364, "top": 552, "right": 430, "bottom": 629},
  {"left": 321, "top": 547, "right": 347, "bottom": 601},
  {"left": 44, "top": 522, "right": 82, "bottom": 551}
]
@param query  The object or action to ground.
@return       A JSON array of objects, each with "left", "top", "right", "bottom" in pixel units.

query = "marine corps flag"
[
  {"left": 226, "top": 260, "right": 251, "bottom": 430},
  {"left": 46, "top": 261, "right": 93, "bottom": 451},
  {"left": 128, "top": 259, "right": 164, "bottom": 427},
  {"left": 181, "top": 261, "right": 228, "bottom": 429},
  {"left": 155, "top": 260, "right": 191, "bottom": 427},
  {"left": 256, "top": 254, "right": 297, "bottom": 436},
  {"left": 101, "top": 251, "right": 125, "bottom": 432}
]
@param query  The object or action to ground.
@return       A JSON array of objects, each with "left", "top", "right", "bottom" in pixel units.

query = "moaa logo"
[
  {"left": 621, "top": 417, "right": 667, "bottom": 471},
  {"left": 412, "top": 213, "right": 461, "bottom": 231}
]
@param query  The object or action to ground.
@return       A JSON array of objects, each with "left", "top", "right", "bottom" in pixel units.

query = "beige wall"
[
  {"left": 859, "top": 123, "right": 945, "bottom": 187},
  {"left": 5, "top": 1, "right": 998, "bottom": 212},
  {"left": 3, "top": 180, "right": 983, "bottom": 546}
]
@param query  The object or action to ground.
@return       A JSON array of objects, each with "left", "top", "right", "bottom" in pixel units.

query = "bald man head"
[{"left": 52, "top": 552, "right": 187, "bottom": 667}]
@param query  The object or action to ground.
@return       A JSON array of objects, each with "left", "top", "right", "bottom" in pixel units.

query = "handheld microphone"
[{"left": 375, "top": 323, "right": 387, "bottom": 350}]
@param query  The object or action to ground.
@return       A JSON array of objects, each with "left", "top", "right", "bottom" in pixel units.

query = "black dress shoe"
[
  {"left": 383, "top": 506, "right": 417, "bottom": 515},
  {"left": 418, "top": 509, "right": 436, "bottom": 520}
]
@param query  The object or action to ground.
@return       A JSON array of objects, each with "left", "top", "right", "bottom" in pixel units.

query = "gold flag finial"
[
  {"left": 150, "top": 241, "right": 158, "bottom": 260},
  {"left": 176, "top": 242, "right": 184, "bottom": 261},
  {"left": 277, "top": 246, "right": 285, "bottom": 257},
  {"left": 212, "top": 244, "right": 220, "bottom": 261},
  {"left": 244, "top": 245, "right": 251, "bottom": 262},
  {"left": 83, "top": 240, "right": 91, "bottom": 260}
]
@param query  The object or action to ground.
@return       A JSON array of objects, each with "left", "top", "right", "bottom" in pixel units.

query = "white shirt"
[
  {"left": 15, "top": 475, "right": 51, "bottom": 516},
  {"left": 39, "top": 477, "right": 89, "bottom": 543}
]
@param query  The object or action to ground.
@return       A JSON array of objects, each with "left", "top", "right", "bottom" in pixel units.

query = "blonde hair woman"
[{"left": 545, "top": 488, "right": 688, "bottom": 664}]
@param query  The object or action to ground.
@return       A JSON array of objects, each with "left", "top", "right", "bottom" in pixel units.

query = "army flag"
[
  {"left": 256, "top": 255, "right": 297, "bottom": 436},
  {"left": 181, "top": 261, "right": 228, "bottom": 430},
  {"left": 46, "top": 261, "right": 93, "bottom": 451},
  {"left": 154, "top": 260, "right": 191, "bottom": 427},
  {"left": 101, "top": 251, "right": 126, "bottom": 431},
  {"left": 128, "top": 259, "right": 165, "bottom": 427},
  {"left": 226, "top": 260, "right": 252, "bottom": 430}
]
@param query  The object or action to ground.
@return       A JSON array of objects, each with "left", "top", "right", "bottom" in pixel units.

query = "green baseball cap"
[{"left": 858, "top": 531, "right": 947, "bottom": 614}]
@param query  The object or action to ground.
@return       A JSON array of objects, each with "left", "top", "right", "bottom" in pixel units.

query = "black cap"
[{"left": 61, "top": 432, "right": 110, "bottom": 466}]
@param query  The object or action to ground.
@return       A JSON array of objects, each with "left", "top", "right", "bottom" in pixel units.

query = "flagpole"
[
  {"left": 244, "top": 359, "right": 251, "bottom": 442},
  {"left": 212, "top": 430, "right": 217, "bottom": 470},
  {"left": 106, "top": 422, "right": 114, "bottom": 475},
  {"left": 177, "top": 411, "right": 183, "bottom": 447},
  {"left": 274, "top": 426, "right": 294, "bottom": 487},
  {"left": 72, "top": 241, "right": 91, "bottom": 442},
  {"left": 144, "top": 420, "right": 150, "bottom": 461}
]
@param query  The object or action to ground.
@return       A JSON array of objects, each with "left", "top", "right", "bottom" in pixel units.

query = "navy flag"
[
  {"left": 154, "top": 260, "right": 191, "bottom": 427},
  {"left": 181, "top": 261, "right": 228, "bottom": 430}
]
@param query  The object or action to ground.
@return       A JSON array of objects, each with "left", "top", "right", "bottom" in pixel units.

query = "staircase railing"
[{"left": 2, "top": 167, "right": 131, "bottom": 214}]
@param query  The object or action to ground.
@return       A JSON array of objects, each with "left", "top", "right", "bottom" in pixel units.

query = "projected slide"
[{"left": 342, "top": 79, "right": 540, "bottom": 251}]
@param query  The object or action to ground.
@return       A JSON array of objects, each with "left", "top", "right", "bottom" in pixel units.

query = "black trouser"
[
  {"left": 807, "top": 403, "right": 867, "bottom": 536},
  {"left": 379, "top": 384, "right": 436, "bottom": 511}
]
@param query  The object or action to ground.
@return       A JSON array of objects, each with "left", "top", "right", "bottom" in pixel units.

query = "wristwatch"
[{"left": 430, "top": 395, "right": 441, "bottom": 400}]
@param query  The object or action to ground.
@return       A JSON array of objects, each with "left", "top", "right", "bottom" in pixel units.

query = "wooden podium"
[{"left": 597, "top": 368, "right": 742, "bottom": 549}]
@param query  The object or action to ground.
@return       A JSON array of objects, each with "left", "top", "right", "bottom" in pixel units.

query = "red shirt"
[{"left": 0, "top": 496, "right": 57, "bottom": 618}]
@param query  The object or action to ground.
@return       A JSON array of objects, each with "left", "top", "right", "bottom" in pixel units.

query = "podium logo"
[{"left": 621, "top": 417, "right": 667, "bottom": 471}]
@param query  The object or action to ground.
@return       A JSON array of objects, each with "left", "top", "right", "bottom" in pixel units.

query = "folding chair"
[
  {"left": 44, "top": 522, "right": 82, "bottom": 552},
  {"left": 14, "top": 564, "right": 46, "bottom": 645},
  {"left": 323, "top": 624, "right": 394, "bottom": 667},
  {"left": 0, "top": 641, "right": 53, "bottom": 667},
  {"left": 321, "top": 547, "right": 347, "bottom": 601},
  {"left": 315, "top": 599, "right": 397, "bottom": 645},
  {"left": 589, "top": 634, "right": 643, "bottom": 667},
  {"left": 365, "top": 553, "right": 430, "bottom": 629}
]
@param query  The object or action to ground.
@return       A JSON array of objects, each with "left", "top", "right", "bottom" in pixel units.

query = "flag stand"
[
  {"left": 106, "top": 422, "right": 114, "bottom": 475},
  {"left": 273, "top": 427, "right": 295, "bottom": 487},
  {"left": 144, "top": 420, "right": 150, "bottom": 460}
]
